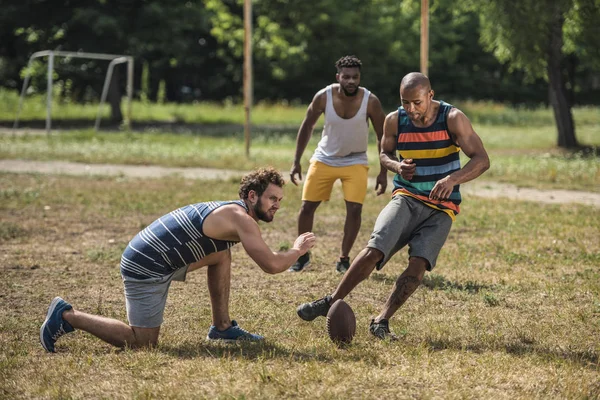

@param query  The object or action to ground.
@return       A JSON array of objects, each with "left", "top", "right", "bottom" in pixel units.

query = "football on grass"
[{"left": 326, "top": 299, "right": 356, "bottom": 344}]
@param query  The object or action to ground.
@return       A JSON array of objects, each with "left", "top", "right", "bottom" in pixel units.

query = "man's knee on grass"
[{"left": 128, "top": 326, "right": 160, "bottom": 349}]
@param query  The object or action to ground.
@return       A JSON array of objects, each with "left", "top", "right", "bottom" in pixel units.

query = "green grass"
[
  {"left": 1, "top": 90, "right": 599, "bottom": 191},
  {"left": 1, "top": 122, "right": 599, "bottom": 191},
  {"left": 3, "top": 88, "right": 600, "bottom": 128},
  {"left": 0, "top": 172, "right": 599, "bottom": 398},
  {"left": 1, "top": 88, "right": 308, "bottom": 126}
]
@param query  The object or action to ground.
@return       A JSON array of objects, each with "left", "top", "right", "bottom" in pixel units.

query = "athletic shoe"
[
  {"left": 336, "top": 257, "right": 350, "bottom": 274},
  {"left": 206, "top": 320, "right": 264, "bottom": 342},
  {"left": 40, "top": 296, "right": 75, "bottom": 352},
  {"left": 288, "top": 252, "right": 310, "bottom": 272},
  {"left": 369, "top": 319, "right": 398, "bottom": 341},
  {"left": 296, "top": 295, "right": 332, "bottom": 321}
]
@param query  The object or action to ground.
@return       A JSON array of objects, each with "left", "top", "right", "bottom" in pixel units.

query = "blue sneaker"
[
  {"left": 40, "top": 297, "right": 74, "bottom": 352},
  {"left": 206, "top": 320, "right": 264, "bottom": 342}
]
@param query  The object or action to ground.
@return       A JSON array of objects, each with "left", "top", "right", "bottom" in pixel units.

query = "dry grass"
[{"left": 1, "top": 172, "right": 599, "bottom": 399}]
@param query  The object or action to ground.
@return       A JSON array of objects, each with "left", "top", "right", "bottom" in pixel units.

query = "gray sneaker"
[
  {"left": 288, "top": 252, "right": 310, "bottom": 272},
  {"left": 206, "top": 320, "right": 264, "bottom": 342},
  {"left": 369, "top": 319, "right": 399, "bottom": 340},
  {"left": 296, "top": 295, "right": 332, "bottom": 321}
]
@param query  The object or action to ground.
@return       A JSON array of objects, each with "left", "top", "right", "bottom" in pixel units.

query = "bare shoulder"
[
  {"left": 204, "top": 203, "right": 252, "bottom": 228},
  {"left": 203, "top": 202, "right": 253, "bottom": 240},
  {"left": 314, "top": 87, "right": 328, "bottom": 98},
  {"left": 385, "top": 110, "right": 399, "bottom": 122},
  {"left": 367, "top": 92, "right": 383, "bottom": 106},
  {"left": 223, "top": 202, "right": 252, "bottom": 219},
  {"left": 447, "top": 107, "right": 471, "bottom": 123},
  {"left": 446, "top": 106, "right": 478, "bottom": 145},
  {"left": 311, "top": 88, "right": 328, "bottom": 109},
  {"left": 366, "top": 91, "right": 380, "bottom": 102}
]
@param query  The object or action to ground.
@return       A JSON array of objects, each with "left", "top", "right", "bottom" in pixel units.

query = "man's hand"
[
  {"left": 290, "top": 162, "right": 302, "bottom": 186},
  {"left": 429, "top": 175, "right": 455, "bottom": 201},
  {"left": 293, "top": 232, "right": 316, "bottom": 254},
  {"left": 375, "top": 171, "right": 388, "bottom": 195},
  {"left": 398, "top": 158, "right": 416, "bottom": 181}
]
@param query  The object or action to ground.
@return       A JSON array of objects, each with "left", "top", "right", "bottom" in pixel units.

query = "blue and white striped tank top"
[{"left": 120, "top": 200, "right": 248, "bottom": 279}]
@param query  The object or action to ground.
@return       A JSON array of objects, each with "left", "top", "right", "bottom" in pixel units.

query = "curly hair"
[
  {"left": 238, "top": 167, "right": 285, "bottom": 199},
  {"left": 335, "top": 55, "right": 362, "bottom": 72}
]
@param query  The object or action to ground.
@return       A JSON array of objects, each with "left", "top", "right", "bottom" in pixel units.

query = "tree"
[{"left": 467, "top": 0, "right": 600, "bottom": 148}]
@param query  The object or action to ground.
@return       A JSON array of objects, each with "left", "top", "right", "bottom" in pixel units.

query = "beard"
[
  {"left": 253, "top": 198, "right": 274, "bottom": 222},
  {"left": 341, "top": 85, "right": 358, "bottom": 97}
]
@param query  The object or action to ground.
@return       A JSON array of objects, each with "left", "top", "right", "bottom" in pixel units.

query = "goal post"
[{"left": 13, "top": 50, "right": 134, "bottom": 133}]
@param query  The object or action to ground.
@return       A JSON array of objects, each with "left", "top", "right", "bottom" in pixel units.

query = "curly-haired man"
[
  {"left": 40, "top": 168, "right": 316, "bottom": 352},
  {"left": 289, "top": 55, "right": 388, "bottom": 274}
]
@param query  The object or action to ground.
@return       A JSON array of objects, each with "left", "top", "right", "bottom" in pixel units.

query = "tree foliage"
[
  {"left": 466, "top": 0, "right": 599, "bottom": 147},
  {"left": 0, "top": 0, "right": 598, "bottom": 116}
]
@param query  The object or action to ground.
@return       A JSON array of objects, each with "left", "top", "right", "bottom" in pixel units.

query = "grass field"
[
  {"left": 1, "top": 124, "right": 599, "bottom": 192},
  {"left": 1, "top": 171, "right": 599, "bottom": 398},
  {"left": 1, "top": 89, "right": 599, "bottom": 192},
  {"left": 1, "top": 93, "right": 599, "bottom": 398}
]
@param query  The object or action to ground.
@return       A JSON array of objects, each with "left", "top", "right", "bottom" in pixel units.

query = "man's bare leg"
[
  {"left": 63, "top": 309, "right": 160, "bottom": 348},
  {"left": 206, "top": 249, "right": 233, "bottom": 331},
  {"left": 298, "top": 200, "right": 320, "bottom": 235},
  {"left": 374, "top": 256, "right": 428, "bottom": 322},
  {"left": 340, "top": 201, "right": 362, "bottom": 258},
  {"left": 331, "top": 247, "right": 383, "bottom": 301}
]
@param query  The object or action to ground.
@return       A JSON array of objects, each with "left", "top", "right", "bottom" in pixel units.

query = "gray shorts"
[
  {"left": 367, "top": 195, "right": 453, "bottom": 271},
  {"left": 122, "top": 266, "right": 189, "bottom": 328}
]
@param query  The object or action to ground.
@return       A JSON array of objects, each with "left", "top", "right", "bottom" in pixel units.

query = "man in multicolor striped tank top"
[
  {"left": 40, "top": 168, "right": 316, "bottom": 352},
  {"left": 297, "top": 73, "right": 490, "bottom": 340}
]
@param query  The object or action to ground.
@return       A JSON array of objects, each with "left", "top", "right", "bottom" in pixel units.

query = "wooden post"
[
  {"left": 243, "top": 0, "right": 253, "bottom": 157},
  {"left": 420, "top": 0, "right": 429, "bottom": 76},
  {"left": 46, "top": 52, "right": 54, "bottom": 135}
]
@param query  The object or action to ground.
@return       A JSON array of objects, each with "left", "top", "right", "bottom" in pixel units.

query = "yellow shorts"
[{"left": 302, "top": 161, "right": 369, "bottom": 204}]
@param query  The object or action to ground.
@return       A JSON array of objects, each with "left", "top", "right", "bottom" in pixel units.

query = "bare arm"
[
  {"left": 236, "top": 215, "right": 316, "bottom": 274},
  {"left": 429, "top": 108, "right": 490, "bottom": 200},
  {"left": 367, "top": 94, "right": 388, "bottom": 195},
  {"left": 290, "top": 91, "right": 326, "bottom": 185},
  {"left": 203, "top": 205, "right": 316, "bottom": 274},
  {"left": 379, "top": 111, "right": 416, "bottom": 179}
]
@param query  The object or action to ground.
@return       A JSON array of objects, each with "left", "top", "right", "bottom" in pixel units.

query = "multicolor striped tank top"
[
  {"left": 120, "top": 200, "right": 247, "bottom": 279},
  {"left": 392, "top": 101, "right": 461, "bottom": 217}
]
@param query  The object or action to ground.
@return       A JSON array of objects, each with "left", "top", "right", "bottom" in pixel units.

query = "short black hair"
[
  {"left": 400, "top": 72, "right": 431, "bottom": 92},
  {"left": 238, "top": 167, "right": 285, "bottom": 199},
  {"left": 335, "top": 55, "right": 362, "bottom": 72}
]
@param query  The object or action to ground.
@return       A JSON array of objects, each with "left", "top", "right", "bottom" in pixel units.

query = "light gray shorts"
[
  {"left": 367, "top": 195, "right": 453, "bottom": 271},
  {"left": 122, "top": 266, "right": 189, "bottom": 328}
]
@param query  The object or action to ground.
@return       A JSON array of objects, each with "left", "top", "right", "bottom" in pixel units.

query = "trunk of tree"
[
  {"left": 108, "top": 66, "right": 124, "bottom": 124},
  {"left": 546, "top": 8, "right": 577, "bottom": 148}
]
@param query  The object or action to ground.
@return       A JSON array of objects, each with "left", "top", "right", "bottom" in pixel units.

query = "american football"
[{"left": 326, "top": 299, "right": 356, "bottom": 345}]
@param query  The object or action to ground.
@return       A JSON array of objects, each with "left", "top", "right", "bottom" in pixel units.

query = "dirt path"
[{"left": 1, "top": 159, "right": 599, "bottom": 207}]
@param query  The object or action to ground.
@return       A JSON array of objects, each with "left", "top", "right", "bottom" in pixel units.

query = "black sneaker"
[
  {"left": 296, "top": 295, "right": 332, "bottom": 321},
  {"left": 288, "top": 252, "right": 310, "bottom": 272},
  {"left": 336, "top": 257, "right": 350, "bottom": 273},
  {"left": 369, "top": 319, "right": 399, "bottom": 341}
]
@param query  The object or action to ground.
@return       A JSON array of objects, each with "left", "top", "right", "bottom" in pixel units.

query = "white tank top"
[{"left": 311, "top": 85, "right": 371, "bottom": 167}]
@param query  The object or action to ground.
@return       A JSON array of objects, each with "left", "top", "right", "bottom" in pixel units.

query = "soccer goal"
[{"left": 13, "top": 50, "right": 134, "bottom": 133}]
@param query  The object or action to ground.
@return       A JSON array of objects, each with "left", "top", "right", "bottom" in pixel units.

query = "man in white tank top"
[{"left": 289, "top": 55, "right": 388, "bottom": 273}]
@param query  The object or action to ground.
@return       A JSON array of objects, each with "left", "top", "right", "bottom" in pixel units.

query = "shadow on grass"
[
  {"left": 158, "top": 340, "right": 337, "bottom": 363},
  {"left": 421, "top": 274, "right": 497, "bottom": 294},
  {"left": 371, "top": 273, "right": 498, "bottom": 294},
  {"left": 571, "top": 144, "right": 599, "bottom": 159},
  {"left": 425, "top": 337, "right": 599, "bottom": 370}
]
